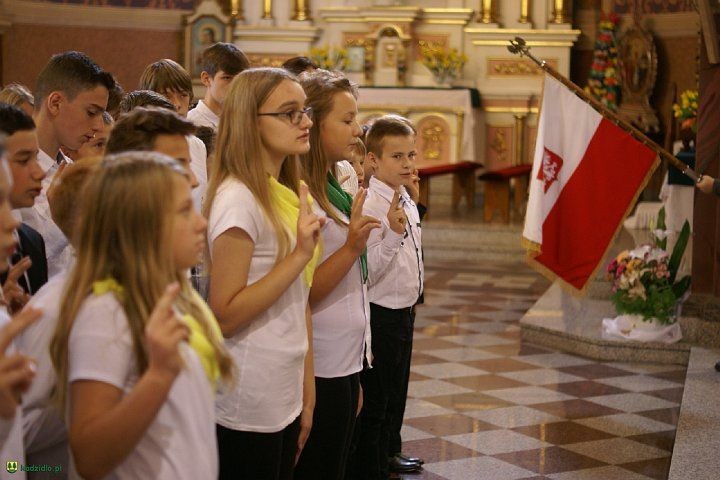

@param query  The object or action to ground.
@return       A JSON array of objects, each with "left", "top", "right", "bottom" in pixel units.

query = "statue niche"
[{"left": 370, "top": 26, "right": 408, "bottom": 87}]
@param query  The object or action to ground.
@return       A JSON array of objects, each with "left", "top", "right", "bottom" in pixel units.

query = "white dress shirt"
[
  {"left": 187, "top": 134, "right": 208, "bottom": 213},
  {"left": 187, "top": 100, "right": 219, "bottom": 131},
  {"left": 310, "top": 202, "right": 372, "bottom": 377},
  {"left": 18, "top": 149, "right": 71, "bottom": 279},
  {"left": 362, "top": 177, "right": 424, "bottom": 309},
  {"left": 336, "top": 160, "right": 359, "bottom": 197}
]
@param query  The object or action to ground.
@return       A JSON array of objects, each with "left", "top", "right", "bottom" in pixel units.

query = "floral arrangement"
[
  {"left": 672, "top": 89, "right": 699, "bottom": 133},
  {"left": 307, "top": 45, "right": 348, "bottom": 71},
  {"left": 606, "top": 208, "right": 691, "bottom": 325},
  {"left": 419, "top": 43, "right": 467, "bottom": 84},
  {"left": 584, "top": 12, "right": 621, "bottom": 111}
]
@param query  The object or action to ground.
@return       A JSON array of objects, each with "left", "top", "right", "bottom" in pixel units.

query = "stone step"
[{"left": 668, "top": 347, "right": 720, "bottom": 480}]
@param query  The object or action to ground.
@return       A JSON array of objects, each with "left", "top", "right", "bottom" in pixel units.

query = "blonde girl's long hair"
[
  {"left": 298, "top": 69, "right": 358, "bottom": 226},
  {"left": 204, "top": 67, "right": 302, "bottom": 261},
  {"left": 50, "top": 152, "right": 233, "bottom": 411}
]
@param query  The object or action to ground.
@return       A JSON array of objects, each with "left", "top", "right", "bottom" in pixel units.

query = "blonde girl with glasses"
[
  {"left": 49, "top": 152, "right": 232, "bottom": 480},
  {"left": 204, "top": 67, "right": 323, "bottom": 480}
]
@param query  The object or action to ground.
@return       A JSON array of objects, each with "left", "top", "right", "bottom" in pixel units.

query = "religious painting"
[
  {"left": 346, "top": 46, "right": 366, "bottom": 73},
  {"left": 184, "top": 0, "right": 233, "bottom": 82}
]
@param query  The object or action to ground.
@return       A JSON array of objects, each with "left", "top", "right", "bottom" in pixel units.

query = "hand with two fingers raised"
[
  {"left": 0, "top": 305, "right": 41, "bottom": 418},
  {"left": 345, "top": 187, "right": 381, "bottom": 255},
  {"left": 145, "top": 284, "right": 189, "bottom": 381},
  {"left": 294, "top": 184, "right": 325, "bottom": 262},
  {"left": 387, "top": 190, "right": 407, "bottom": 235},
  {"left": 2, "top": 257, "right": 32, "bottom": 314}
]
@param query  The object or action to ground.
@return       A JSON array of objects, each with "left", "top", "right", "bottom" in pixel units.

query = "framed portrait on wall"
[
  {"left": 346, "top": 46, "right": 365, "bottom": 73},
  {"left": 184, "top": 0, "right": 234, "bottom": 82}
]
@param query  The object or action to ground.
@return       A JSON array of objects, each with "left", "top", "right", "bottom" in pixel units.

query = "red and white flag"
[{"left": 523, "top": 75, "right": 658, "bottom": 290}]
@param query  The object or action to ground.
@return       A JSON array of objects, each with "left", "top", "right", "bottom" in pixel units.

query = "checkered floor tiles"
[{"left": 394, "top": 260, "right": 685, "bottom": 480}]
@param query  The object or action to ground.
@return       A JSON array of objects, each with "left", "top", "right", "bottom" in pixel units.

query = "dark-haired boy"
[
  {"left": 188, "top": 43, "right": 249, "bottom": 131},
  {"left": 23, "top": 51, "right": 115, "bottom": 278},
  {"left": 106, "top": 107, "right": 198, "bottom": 189},
  {"left": 0, "top": 104, "right": 48, "bottom": 299}
]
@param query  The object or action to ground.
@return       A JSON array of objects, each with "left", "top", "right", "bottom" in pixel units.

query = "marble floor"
[{"left": 396, "top": 258, "right": 687, "bottom": 480}]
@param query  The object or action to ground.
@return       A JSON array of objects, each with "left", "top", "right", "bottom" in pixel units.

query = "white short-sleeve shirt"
[
  {"left": 310, "top": 203, "right": 371, "bottom": 377},
  {"left": 67, "top": 293, "right": 218, "bottom": 480},
  {"left": 0, "top": 307, "right": 26, "bottom": 480},
  {"left": 207, "top": 178, "right": 309, "bottom": 432},
  {"left": 18, "top": 274, "right": 69, "bottom": 469}
]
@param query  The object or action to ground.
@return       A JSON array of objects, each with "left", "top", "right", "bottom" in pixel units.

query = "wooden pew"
[
  {"left": 416, "top": 161, "right": 483, "bottom": 213},
  {"left": 477, "top": 164, "right": 533, "bottom": 223}
]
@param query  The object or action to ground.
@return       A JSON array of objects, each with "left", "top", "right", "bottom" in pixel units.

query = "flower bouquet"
[
  {"left": 419, "top": 43, "right": 467, "bottom": 87},
  {"left": 603, "top": 208, "right": 691, "bottom": 343},
  {"left": 308, "top": 45, "right": 348, "bottom": 71},
  {"left": 672, "top": 89, "right": 698, "bottom": 133}
]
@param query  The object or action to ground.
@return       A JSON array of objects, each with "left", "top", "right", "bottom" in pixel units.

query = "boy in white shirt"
[
  {"left": 188, "top": 43, "right": 249, "bottom": 131},
  {"left": 354, "top": 115, "right": 424, "bottom": 479},
  {"left": 23, "top": 51, "right": 115, "bottom": 278}
]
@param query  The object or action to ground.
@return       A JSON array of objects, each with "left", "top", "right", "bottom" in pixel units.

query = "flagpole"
[{"left": 507, "top": 37, "right": 700, "bottom": 183}]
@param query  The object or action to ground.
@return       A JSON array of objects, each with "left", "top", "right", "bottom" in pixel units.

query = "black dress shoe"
[
  {"left": 715, "top": 360, "right": 720, "bottom": 372},
  {"left": 397, "top": 453, "right": 424, "bottom": 465},
  {"left": 388, "top": 455, "right": 422, "bottom": 473}
]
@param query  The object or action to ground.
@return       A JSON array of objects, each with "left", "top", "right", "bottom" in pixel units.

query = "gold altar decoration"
[
  {"left": 230, "top": 0, "right": 243, "bottom": 21},
  {"left": 489, "top": 128, "right": 508, "bottom": 163},
  {"left": 519, "top": 0, "right": 530, "bottom": 24},
  {"left": 247, "top": 53, "right": 291, "bottom": 67},
  {"left": 478, "top": 0, "right": 495, "bottom": 23},
  {"left": 262, "top": 0, "right": 273, "bottom": 20},
  {"left": 552, "top": 0, "right": 566, "bottom": 23},
  {"left": 420, "top": 121, "right": 445, "bottom": 160},
  {"left": 292, "top": 0, "right": 311, "bottom": 22},
  {"left": 487, "top": 58, "right": 558, "bottom": 76}
]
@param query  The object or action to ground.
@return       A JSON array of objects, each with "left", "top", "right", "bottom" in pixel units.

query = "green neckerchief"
[{"left": 326, "top": 172, "right": 368, "bottom": 283}]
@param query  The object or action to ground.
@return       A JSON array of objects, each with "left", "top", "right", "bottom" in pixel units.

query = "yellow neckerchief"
[
  {"left": 268, "top": 176, "right": 322, "bottom": 287},
  {"left": 92, "top": 278, "right": 222, "bottom": 386}
]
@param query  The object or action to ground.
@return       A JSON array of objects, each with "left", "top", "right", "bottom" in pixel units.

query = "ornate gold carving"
[
  {"left": 293, "top": 0, "right": 311, "bottom": 21},
  {"left": 382, "top": 44, "right": 398, "bottom": 68},
  {"left": 487, "top": 58, "right": 558, "bottom": 76},
  {"left": 490, "top": 130, "right": 507, "bottom": 162},
  {"left": 416, "top": 36, "right": 448, "bottom": 60},
  {"left": 421, "top": 122, "right": 445, "bottom": 160},
  {"left": 247, "top": 53, "right": 292, "bottom": 67}
]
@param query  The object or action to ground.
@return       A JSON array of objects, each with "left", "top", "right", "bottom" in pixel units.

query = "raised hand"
[
  {"left": 0, "top": 305, "right": 41, "bottom": 418},
  {"left": 145, "top": 283, "right": 189, "bottom": 379},
  {"left": 294, "top": 184, "right": 324, "bottom": 262},
  {"left": 2, "top": 256, "right": 32, "bottom": 314},
  {"left": 345, "top": 187, "right": 381, "bottom": 255},
  {"left": 405, "top": 169, "right": 421, "bottom": 204},
  {"left": 387, "top": 190, "right": 407, "bottom": 235}
]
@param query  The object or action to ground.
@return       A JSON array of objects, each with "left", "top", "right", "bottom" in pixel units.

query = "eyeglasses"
[{"left": 258, "top": 106, "right": 313, "bottom": 126}]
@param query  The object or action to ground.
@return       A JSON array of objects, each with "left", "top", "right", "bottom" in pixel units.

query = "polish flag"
[{"left": 523, "top": 75, "right": 658, "bottom": 290}]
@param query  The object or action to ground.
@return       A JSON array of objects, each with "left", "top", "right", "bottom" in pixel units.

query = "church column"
[
  {"left": 292, "top": 0, "right": 311, "bottom": 21},
  {"left": 552, "top": 0, "right": 567, "bottom": 24},
  {"left": 477, "top": 0, "right": 494, "bottom": 24},
  {"left": 230, "top": 0, "right": 244, "bottom": 21},
  {"left": 262, "top": 0, "right": 273, "bottom": 20},
  {"left": 519, "top": 0, "right": 530, "bottom": 24}
]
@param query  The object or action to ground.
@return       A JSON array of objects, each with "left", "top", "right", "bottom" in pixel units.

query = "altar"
[{"left": 358, "top": 86, "right": 480, "bottom": 165}]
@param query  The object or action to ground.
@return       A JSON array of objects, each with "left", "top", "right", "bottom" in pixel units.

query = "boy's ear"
[
  {"left": 46, "top": 91, "right": 63, "bottom": 116},
  {"left": 200, "top": 71, "right": 212, "bottom": 87},
  {"left": 367, "top": 152, "right": 378, "bottom": 168}
]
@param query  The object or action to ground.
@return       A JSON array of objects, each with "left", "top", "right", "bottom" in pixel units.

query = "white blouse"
[
  {"left": 310, "top": 203, "right": 371, "bottom": 378},
  {"left": 207, "top": 179, "right": 309, "bottom": 432}
]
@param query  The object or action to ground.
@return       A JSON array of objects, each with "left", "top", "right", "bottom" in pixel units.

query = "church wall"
[
  {"left": 0, "top": 0, "right": 187, "bottom": 89},
  {"left": 2, "top": 24, "right": 182, "bottom": 91}
]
